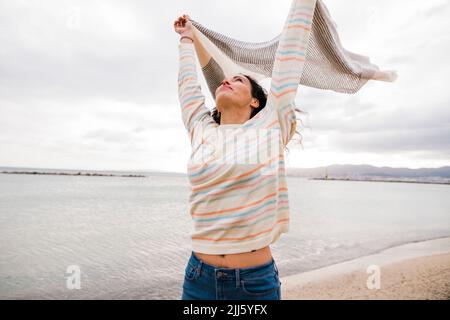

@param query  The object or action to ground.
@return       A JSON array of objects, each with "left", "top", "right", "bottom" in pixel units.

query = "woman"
[{"left": 174, "top": 0, "right": 315, "bottom": 300}]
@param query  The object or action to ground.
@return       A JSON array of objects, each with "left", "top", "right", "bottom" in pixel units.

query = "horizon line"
[{"left": 1, "top": 163, "right": 449, "bottom": 175}]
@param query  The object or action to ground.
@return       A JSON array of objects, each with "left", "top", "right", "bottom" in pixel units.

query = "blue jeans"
[{"left": 181, "top": 251, "right": 281, "bottom": 300}]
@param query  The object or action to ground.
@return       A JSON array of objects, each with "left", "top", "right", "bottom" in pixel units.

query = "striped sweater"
[{"left": 178, "top": 0, "right": 316, "bottom": 254}]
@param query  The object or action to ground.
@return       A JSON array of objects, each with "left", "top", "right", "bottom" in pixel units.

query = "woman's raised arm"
[
  {"left": 268, "top": 0, "right": 316, "bottom": 146},
  {"left": 174, "top": 15, "right": 213, "bottom": 141}
]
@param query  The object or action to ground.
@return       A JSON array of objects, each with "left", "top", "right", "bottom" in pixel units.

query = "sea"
[{"left": 0, "top": 168, "right": 449, "bottom": 299}]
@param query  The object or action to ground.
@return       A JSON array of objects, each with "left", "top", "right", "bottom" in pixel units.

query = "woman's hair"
[{"left": 210, "top": 74, "right": 308, "bottom": 152}]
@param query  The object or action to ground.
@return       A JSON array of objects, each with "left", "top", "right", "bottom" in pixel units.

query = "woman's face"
[{"left": 215, "top": 74, "right": 255, "bottom": 111}]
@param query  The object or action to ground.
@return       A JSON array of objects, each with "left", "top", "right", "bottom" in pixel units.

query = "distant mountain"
[{"left": 286, "top": 164, "right": 450, "bottom": 183}]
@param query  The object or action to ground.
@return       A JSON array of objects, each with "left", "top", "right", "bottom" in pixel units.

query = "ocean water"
[{"left": 0, "top": 172, "right": 449, "bottom": 299}]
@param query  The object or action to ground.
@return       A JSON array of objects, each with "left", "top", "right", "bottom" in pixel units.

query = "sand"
[{"left": 280, "top": 238, "right": 450, "bottom": 300}]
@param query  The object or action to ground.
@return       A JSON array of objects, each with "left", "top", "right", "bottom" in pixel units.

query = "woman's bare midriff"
[{"left": 194, "top": 246, "right": 272, "bottom": 269}]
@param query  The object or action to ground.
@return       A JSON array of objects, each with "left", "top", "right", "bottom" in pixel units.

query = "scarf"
[{"left": 190, "top": 0, "right": 397, "bottom": 99}]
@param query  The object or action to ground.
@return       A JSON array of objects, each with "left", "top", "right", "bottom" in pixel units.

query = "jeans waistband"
[{"left": 190, "top": 251, "right": 279, "bottom": 278}]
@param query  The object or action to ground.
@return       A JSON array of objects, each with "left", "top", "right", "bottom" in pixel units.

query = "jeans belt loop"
[
  {"left": 274, "top": 260, "right": 279, "bottom": 275},
  {"left": 235, "top": 269, "right": 240, "bottom": 288},
  {"left": 197, "top": 259, "right": 203, "bottom": 277}
]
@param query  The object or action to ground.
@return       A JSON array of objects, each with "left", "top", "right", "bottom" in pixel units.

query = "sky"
[{"left": 1, "top": 0, "right": 449, "bottom": 173}]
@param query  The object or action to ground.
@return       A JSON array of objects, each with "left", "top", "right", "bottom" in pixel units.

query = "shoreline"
[
  {"left": 309, "top": 177, "right": 450, "bottom": 185},
  {"left": 280, "top": 237, "right": 450, "bottom": 299},
  {"left": 2, "top": 170, "right": 449, "bottom": 185},
  {"left": 0, "top": 171, "right": 145, "bottom": 178}
]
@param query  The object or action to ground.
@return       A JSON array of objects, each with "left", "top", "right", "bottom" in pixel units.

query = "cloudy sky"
[{"left": 1, "top": 0, "right": 449, "bottom": 173}]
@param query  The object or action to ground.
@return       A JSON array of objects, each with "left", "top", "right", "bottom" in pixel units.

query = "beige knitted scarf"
[{"left": 190, "top": 0, "right": 397, "bottom": 98}]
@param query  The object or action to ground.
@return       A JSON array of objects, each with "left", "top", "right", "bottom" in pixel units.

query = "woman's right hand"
[{"left": 173, "top": 14, "right": 193, "bottom": 36}]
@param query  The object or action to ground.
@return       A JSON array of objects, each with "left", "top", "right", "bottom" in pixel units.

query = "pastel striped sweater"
[{"left": 178, "top": 0, "right": 316, "bottom": 254}]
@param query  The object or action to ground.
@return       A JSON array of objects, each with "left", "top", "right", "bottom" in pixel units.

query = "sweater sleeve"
[
  {"left": 178, "top": 42, "right": 213, "bottom": 141},
  {"left": 268, "top": 0, "right": 316, "bottom": 146}
]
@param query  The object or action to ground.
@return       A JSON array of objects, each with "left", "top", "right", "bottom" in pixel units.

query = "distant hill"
[{"left": 286, "top": 164, "right": 450, "bottom": 183}]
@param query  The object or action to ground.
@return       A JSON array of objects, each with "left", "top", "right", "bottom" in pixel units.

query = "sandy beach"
[{"left": 281, "top": 237, "right": 450, "bottom": 300}]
